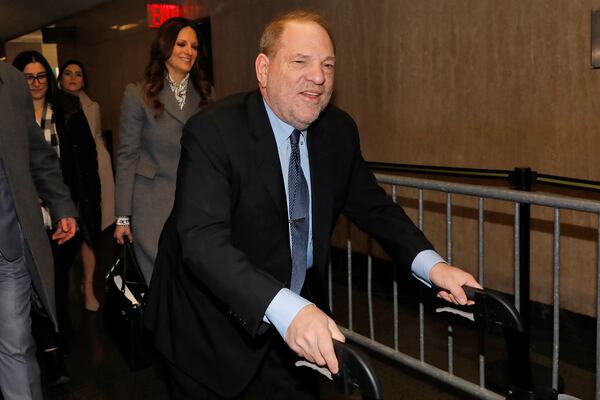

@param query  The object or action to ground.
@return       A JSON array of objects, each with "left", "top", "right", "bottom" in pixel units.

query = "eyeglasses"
[{"left": 24, "top": 73, "right": 48, "bottom": 85}]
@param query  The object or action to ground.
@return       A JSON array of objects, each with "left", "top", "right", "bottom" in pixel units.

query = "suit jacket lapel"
[
  {"left": 245, "top": 91, "right": 334, "bottom": 269},
  {"left": 307, "top": 116, "right": 333, "bottom": 272},
  {"left": 247, "top": 91, "right": 287, "bottom": 220}
]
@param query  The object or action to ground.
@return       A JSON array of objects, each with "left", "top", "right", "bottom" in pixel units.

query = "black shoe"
[{"left": 45, "top": 349, "right": 70, "bottom": 386}]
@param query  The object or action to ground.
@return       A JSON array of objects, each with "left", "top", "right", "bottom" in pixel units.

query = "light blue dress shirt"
[{"left": 262, "top": 101, "right": 445, "bottom": 339}]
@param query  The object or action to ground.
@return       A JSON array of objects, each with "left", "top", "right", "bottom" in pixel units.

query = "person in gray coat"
[
  {"left": 0, "top": 61, "right": 77, "bottom": 400},
  {"left": 114, "top": 17, "right": 214, "bottom": 283}
]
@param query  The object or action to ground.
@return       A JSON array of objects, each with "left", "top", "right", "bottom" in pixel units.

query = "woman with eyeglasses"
[
  {"left": 58, "top": 59, "right": 115, "bottom": 312},
  {"left": 114, "top": 17, "right": 214, "bottom": 284},
  {"left": 12, "top": 50, "right": 101, "bottom": 386}
]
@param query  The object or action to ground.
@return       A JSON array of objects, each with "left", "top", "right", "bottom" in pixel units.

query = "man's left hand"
[
  {"left": 429, "top": 262, "right": 482, "bottom": 305},
  {"left": 51, "top": 217, "right": 78, "bottom": 245}
]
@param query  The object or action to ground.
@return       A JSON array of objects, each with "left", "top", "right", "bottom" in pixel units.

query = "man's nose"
[{"left": 306, "top": 63, "right": 325, "bottom": 85}]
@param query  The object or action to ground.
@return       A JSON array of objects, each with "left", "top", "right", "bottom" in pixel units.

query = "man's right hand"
[
  {"left": 114, "top": 225, "right": 133, "bottom": 245},
  {"left": 284, "top": 304, "right": 345, "bottom": 374},
  {"left": 51, "top": 217, "right": 78, "bottom": 244}
]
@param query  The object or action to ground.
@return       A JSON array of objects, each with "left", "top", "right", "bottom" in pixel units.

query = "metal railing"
[{"left": 329, "top": 173, "right": 600, "bottom": 400}]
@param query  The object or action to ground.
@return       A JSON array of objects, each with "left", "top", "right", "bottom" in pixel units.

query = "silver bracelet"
[{"left": 116, "top": 216, "right": 131, "bottom": 226}]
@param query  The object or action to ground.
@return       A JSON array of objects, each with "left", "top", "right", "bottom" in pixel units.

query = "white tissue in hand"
[
  {"left": 435, "top": 307, "right": 475, "bottom": 321},
  {"left": 295, "top": 360, "right": 333, "bottom": 380}
]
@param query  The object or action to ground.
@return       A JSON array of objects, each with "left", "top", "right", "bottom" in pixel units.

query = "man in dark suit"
[
  {"left": 145, "top": 10, "right": 480, "bottom": 399},
  {"left": 0, "top": 61, "right": 77, "bottom": 400}
]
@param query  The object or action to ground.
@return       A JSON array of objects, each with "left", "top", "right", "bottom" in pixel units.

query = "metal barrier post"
[
  {"left": 486, "top": 167, "right": 536, "bottom": 394},
  {"left": 510, "top": 167, "right": 535, "bottom": 338},
  {"left": 489, "top": 168, "right": 564, "bottom": 393}
]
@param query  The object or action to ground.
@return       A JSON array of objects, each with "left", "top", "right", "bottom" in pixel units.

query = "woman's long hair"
[
  {"left": 13, "top": 50, "right": 60, "bottom": 108},
  {"left": 143, "top": 17, "right": 212, "bottom": 114}
]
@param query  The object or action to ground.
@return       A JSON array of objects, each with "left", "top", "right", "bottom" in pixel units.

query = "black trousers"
[
  {"left": 52, "top": 230, "right": 81, "bottom": 330},
  {"left": 167, "top": 337, "right": 319, "bottom": 400},
  {"left": 31, "top": 230, "right": 80, "bottom": 350}
]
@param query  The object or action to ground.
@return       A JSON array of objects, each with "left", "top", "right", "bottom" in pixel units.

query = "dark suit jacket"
[
  {"left": 0, "top": 62, "right": 75, "bottom": 330},
  {"left": 144, "top": 90, "right": 433, "bottom": 397}
]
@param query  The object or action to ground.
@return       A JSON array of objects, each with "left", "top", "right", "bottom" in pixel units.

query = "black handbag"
[{"left": 104, "top": 239, "right": 154, "bottom": 370}]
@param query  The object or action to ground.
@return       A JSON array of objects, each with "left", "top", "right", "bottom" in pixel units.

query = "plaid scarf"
[
  {"left": 38, "top": 102, "right": 60, "bottom": 228},
  {"left": 166, "top": 73, "right": 189, "bottom": 110},
  {"left": 39, "top": 103, "right": 60, "bottom": 157}
]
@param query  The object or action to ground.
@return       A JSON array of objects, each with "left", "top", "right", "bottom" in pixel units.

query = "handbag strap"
[
  {"left": 118, "top": 241, "right": 128, "bottom": 294},
  {"left": 123, "top": 238, "right": 148, "bottom": 288}
]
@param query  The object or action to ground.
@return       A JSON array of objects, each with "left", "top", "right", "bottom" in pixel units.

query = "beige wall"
[
  {"left": 206, "top": 0, "right": 600, "bottom": 317},
  {"left": 207, "top": 0, "right": 600, "bottom": 174},
  {"left": 5, "top": 42, "right": 41, "bottom": 64},
  {"left": 55, "top": 0, "right": 600, "bottom": 316}
]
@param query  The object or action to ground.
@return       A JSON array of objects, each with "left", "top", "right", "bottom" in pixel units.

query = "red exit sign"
[{"left": 146, "top": 4, "right": 183, "bottom": 28}]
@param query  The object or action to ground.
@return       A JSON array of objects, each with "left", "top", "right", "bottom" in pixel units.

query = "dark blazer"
[
  {"left": 144, "top": 90, "right": 433, "bottom": 397},
  {"left": 0, "top": 62, "right": 76, "bottom": 330},
  {"left": 53, "top": 91, "right": 101, "bottom": 248}
]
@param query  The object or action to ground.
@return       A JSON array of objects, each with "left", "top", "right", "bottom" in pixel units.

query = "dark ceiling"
[{"left": 0, "top": 0, "right": 109, "bottom": 44}]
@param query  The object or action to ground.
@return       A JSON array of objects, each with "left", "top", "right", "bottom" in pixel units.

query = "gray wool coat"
[
  {"left": 0, "top": 62, "right": 76, "bottom": 330},
  {"left": 115, "top": 81, "right": 201, "bottom": 283}
]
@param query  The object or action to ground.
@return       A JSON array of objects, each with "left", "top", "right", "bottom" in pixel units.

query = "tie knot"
[{"left": 290, "top": 129, "right": 301, "bottom": 146}]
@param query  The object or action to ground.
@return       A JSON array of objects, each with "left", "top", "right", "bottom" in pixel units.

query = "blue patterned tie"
[{"left": 288, "top": 129, "right": 309, "bottom": 293}]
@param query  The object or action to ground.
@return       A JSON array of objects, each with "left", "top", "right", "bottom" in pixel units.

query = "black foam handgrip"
[
  {"left": 435, "top": 285, "right": 538, "bottom": 394},
  {"left": 435, "top": 285, "right": 524, "bottom": 332},
  {"left": 332, "top": 340, "right": 383, "bottom": 400},
  {"left": 464, "top": 285, "right": 524, "bottom": 332}
]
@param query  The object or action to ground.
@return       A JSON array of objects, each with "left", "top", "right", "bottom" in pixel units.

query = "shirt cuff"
[
  {"left": 411, "top": 249, "right": 446, "bottom": 287},
  {"left": 264, "top": 289, "right": 313, "bottom": 339}
]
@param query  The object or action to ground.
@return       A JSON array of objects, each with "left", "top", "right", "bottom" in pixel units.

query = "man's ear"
[{"left": 255, "top": 53, "right": 269, "bottom": 88}]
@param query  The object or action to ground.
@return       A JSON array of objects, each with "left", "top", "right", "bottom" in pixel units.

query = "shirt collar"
[
  {"left": 263, "top": 99, "right": 305, "bottom": 148},
  {"left": 166, "top": 72, "right": 190, "bottom": 89}
]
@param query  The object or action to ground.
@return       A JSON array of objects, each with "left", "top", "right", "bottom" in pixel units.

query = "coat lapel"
[
  {"left": 183, "top": 83, "right": 201, "bottom": 121},
  {"left": 247, "top": 91, "right": 287, "bottom": 220},
  {"left": 160, "top": 80, "right": 187, "bottom": 124},
  {"left": 0, "top": 75, "right": 15, "bottom": 163}
]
